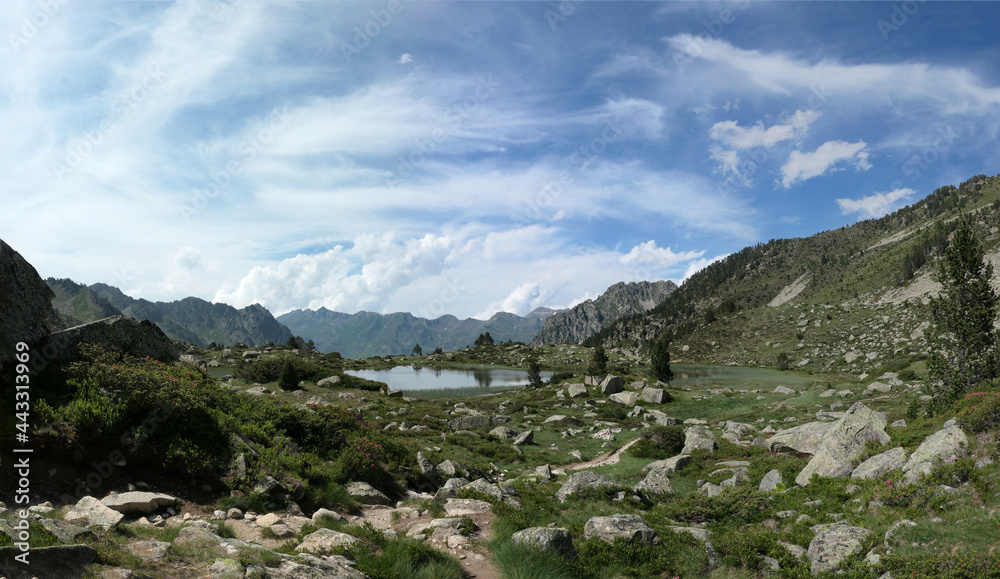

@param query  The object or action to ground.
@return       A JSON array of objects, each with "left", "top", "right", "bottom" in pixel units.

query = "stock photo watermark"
[
  {"left": 672, "top": 0, "right": 750, "bottom": 72},
  {"left": 7, "top": 0, "right": 69, "bottom": 54},
  {"left": 877, "top": 0, "right": 927, "bottom": 42}
]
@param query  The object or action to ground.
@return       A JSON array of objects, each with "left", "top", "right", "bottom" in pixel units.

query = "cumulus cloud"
[
  {"left": 836, "top": 188, "right": 915, "bottom": 219},
  {"left": 619, "top": 240, "right": 704, "bottom": 272},
  {"left": 708, "top": 109, "right": 820, "bottom": 185},
  {"left": 682, "top": 253, "right": 730, "bottom": 282},
  {"left": 779, "top": 140, "right": 871, "bottom": 188},
  {"left": 474, "top": 282, "right": 543, "bottom": 319}
]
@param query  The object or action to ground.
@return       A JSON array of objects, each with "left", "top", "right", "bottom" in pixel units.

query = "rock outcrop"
[
  {"left": 0, "top": 239, "right": 64, "bottom": 365},
  {"left": 902, "top": 425, "right": 968, "bottom": 483},
  {"left": 583, "top": 514, "right": 659, "bottom": 545},
  {"left": 795, "top": 403, "right": 889, "bottom": 486},
  {"left": 511, "top": 527, "right": 577, "bottom": 559}
]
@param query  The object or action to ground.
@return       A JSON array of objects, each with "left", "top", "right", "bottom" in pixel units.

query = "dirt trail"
[{"left": 563, "top": 437, "right": 642, "bottom": 471}]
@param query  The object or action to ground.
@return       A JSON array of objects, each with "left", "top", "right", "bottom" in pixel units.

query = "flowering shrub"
[
  {"left": 954, "top": 389, "right": 1000, "bottom": 433},
  {"left": 875, "top": 474, "right": 923, "bottom": 507}
]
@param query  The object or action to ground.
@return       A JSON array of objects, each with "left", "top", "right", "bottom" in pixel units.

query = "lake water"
[
  {"left": 345, "top": 365, "right": 555, "bottom": 391},
  {"left": 668, "top": 363, "right": 819, "bottom": 389}
]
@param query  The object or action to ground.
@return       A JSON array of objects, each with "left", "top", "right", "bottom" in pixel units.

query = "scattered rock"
[
  {"left": 511, "top": 527, "right": 578, "bottom": 559},
  {"left": 759, "top": 469, "right": 784, "bottom": 492},
  {"left": 682, "top": 425, "right": 717, "bottom": 454},
  {"left": 64, "top": 496, "right": 124, "bottom": 530},
  {"left": 344, "top": 481, "right": 392, "bottom": 506},
  {"left": 101, "top": 491, "right": 176, "bottom": 514},
  {"left": 852, "top": 447, "right": 908, "bottom": 480},
  {"left": 600, "top": 375, "right": 625, "bottom": 395},
  {"left": 902, "top": 425, "right": 968, "bottom": 483},
  {"left": 634, "top": 466, "right": 675, "bottom": 496},
  {"left": 296, "top": 529, "right": 362, "bottom": 553},
  {"left": 584, "top": 514, "right": 659, "bottom": 545},
  {"left": 807, "top": 525, "right": 872, "bottom": 575},
  {"left": 556, "top": 471, "right": 616, "bottom": 503},
  {"left": 774, "top": 385, "right": 797, "bottom": 395}
]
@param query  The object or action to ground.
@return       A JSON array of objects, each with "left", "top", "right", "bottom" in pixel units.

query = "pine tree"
[
  {"left": 412, "top": 343, "right": 422, "bottom": 356},
  {"left": 927, "top": 221, "right": 1000, "bottom": 407},
  {"left": 527, "top": 358, "right": 543, "bottom": 388},
  {"left": 650, "top": 335, "right": 673, "bottom": 383},
  {"left": 589, "top": 345, "right": 608, "bottom": 376}
]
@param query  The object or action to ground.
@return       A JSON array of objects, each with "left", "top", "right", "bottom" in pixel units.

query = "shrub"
[
  {"left": 278, "top": 361, "right": 301, "bottom": 391},
  {"left": 955, "top": 388, "right": 1000, "bottom": 433},
  {"left": 629, "top": 425, "right": 684, "bottom": 459},
  {"left": 597, "top": 404, "right": 628, "bottom": 421}
]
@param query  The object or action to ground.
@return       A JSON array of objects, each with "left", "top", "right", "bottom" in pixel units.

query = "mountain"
[
  {"left": 1, "top": 241, "right": 65, "bottom": 363},
  {"left": 586, "top": 174, "right": 1000, "bottom": 375},
  {"left": 277, "top": 307, "right": 560, "bottom": 358},
  {"left": 531, "top": 280, "right": 678, "bottom": 345},
  {"left": 56, "top": 281, "right": 294, "bottom": 348}
]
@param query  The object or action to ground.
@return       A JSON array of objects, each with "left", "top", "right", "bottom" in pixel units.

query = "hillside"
[
  {"left": 66, "top": 282, "right": 295, "bottom": 348},
  {"left": 277, "top": 307, "right": 559, "bottom": 358},
  {"left": 587, "top": 174, "right": 1000, "bottom": 376},
  {"left": 532, "top": 280, "right": 677, "bottom": 345}
]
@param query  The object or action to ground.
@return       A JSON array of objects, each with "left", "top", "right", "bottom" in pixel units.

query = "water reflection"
[{"left": 344, "top": 365, "right": 553, "bottom": 391}]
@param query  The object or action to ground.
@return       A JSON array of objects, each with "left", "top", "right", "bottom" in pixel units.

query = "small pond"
[{"left": 344, "top": 365, "right": 555, "bottom": 391}]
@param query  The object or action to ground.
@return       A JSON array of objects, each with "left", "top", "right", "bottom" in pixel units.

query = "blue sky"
[{"left": 4, "top": 1, "right": 1000, "bottom": 319}]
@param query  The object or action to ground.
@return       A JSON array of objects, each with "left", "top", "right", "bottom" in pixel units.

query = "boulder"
[
  {"left": 584, "top": 514, "right": 658, "bottom": 545},
  {"left": 436, "top": 460, "right": 458, "bottom": 477},
  {"left": 64, "top": 496, "right": 124, "bottom": 530},
  {"left": 43, "top": 315, "right": 178, "bottom": 365},
  {"left": 449, "top": 415, "right": 492, "bottom": 430},
  {"left": 774, "top": 385, "right": 797, "bottom": 395},
  {"left": 316, "top": 375, "right": 342, "bottom": 388},
  {"left": 311, "top": 508, "right": 345, "bottom": 524},
  {"left": 513, "top": 429, "right": 534, "bottom": 446},
  {"left": 490, "top": 426, "right": 518, "bottom": 440},
  {"left": 556, "top": 471, "right": 616, "bottom": 503},
  {"left": 867, "top": 381, "right": 892, "bottom": 394},
  {"left": 681, "top": 425, "right": 717, "bottom": 454},
  {"left": 852, "top": 447, "right": 908, "bottom": 480},
  {"left": 599, "top": 375, "right": 625, "bottom": 395},
  {"left": 608, "top": 391, "right": 639, "bottom": 406},
  {"left": 416, "top": 451, "right": 436, "bottom": 477},
  {"left": 344, "top": 481, "right": 392, "bottom": 505},
  {"left": 640, "top": 388, "right": 669, "bottom": 404},
  {"left": 101, "top": 491, "right": 176, "bottom": 514},
  {"left": 768, "top": 421, "right": 834, "bottom": 457},
  {"left": 795, "top": 403, "right": 890, "bottom": 486},
  {"left": 127, "top": 540, "right": 171, "bottom": 561},
  {"left": 444, "top": 499, "right": 492, "bottom": 517},
  {"left": 807, "top": 524, "right": 872, "bottom": 575},
  {"left": 721, "top": 467, "right": 751, "bottom": 488},
  {"left": 270, "top": 553, "right": 367, "bottom": 578},
  {"left": 296, "top": 529, "right": 362, "bottom": 553},
  {"left": 566, "top": 384, "right": 588, "bottom": 398},
  {"left": 0, "top": 545, "right": 96, "bottom": 579},
  {"left": 511, "top": 527, "right": 577, "bottom": 560},
  {"left": 642, "top": 454, "right": 691, "bottom": 473},
  {"left": 901, "top": 425, "right": 968, "bottom": 483},
  {"left": 759, "top": 469, "right": 784, "bottom": 492},
  {"left": 37, "top": 519, "right": 96, "bottom": 544},
  {"left": 634, "top": 466, "right": 674, "bottom": 495}
]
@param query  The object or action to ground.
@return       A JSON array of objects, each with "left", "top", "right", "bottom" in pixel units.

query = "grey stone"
[
  {"left": 640, "top": 387, "right": 669, "bottom": 404},
  {"left": 634, "top": 466, "right": 675, "bottom": 496},
  {"left": 101, "top": 491, "right": 176, "bottom": 514},
  {"left": 867, "top": 381, "right": 892, "bottom": 394},
  {"left": 682, "top": 425, "right": 717, "bottom": 454},
  {"left": 852, "top": 447, "right": 908, "bottom": 480},
  {"left": 436, "top": 460, "right": 458, "bottom": 477},
  {"left": 513, "top": 429, "right": 534, "bottom": 446},
  {"left": 316, "top": 375, "right": 342, "bottom": 388},
  {"left": 807, "top": 525, "right": 872, "bottom": 575},
  {"left": 512, "top": 527, "right": 577, "bottom": 559},
  {"left": 583, "top": 514, "right": 658, "bottom": 545},
  {"left": 345, "top": 481, "right": 392, "bottom": 505},
  {"left": 38, "top": 518, "right": 96, "bottom": 544},
  {"left": 768, "top": 421, "right": 834, "bottom": 457},
  {"left": 449, "top": 415, "right": 492, "bottom": 430},
  {"left": 64, "top": 496, "right": 124, "bottom": 530},
  {"left": 416, "top": 451, "right": 436, "bottom": 476},
  {"left": 490, "top": 426, "right": 518, "bottom": 440},
  {"left": 0, "top": 240, "right": 65, "bottom": 366},
  {"left": 795, "top": 403, "right": 890, "bottom": 486},
  {"left": 556, "top": 471, "right": 616, "bottom": 503},
  {"left": 127, "top": 540, "right": 170, "bottom": 561},
  {"left": 642, "top": 454, "right": 691, "bottom": 473},
  {"left": 774, "top": 385, "right": 797, "bottom": 395},
  {"left": 566, "top": 384, "right": 588, "bottom": 398},
  {"left": 535, "top": 464, "right": 553, "bottom": 479},
  {"left": 600, "top": 375, "right": 625, "bottom": 395},
  {"left": 608, "top": 391, "right": 639, "bottom": 406},
  {"left": 902, "top": 425, "right": 968, "bottom": 483},
  {"left": 296, "top": 529, "right": 362, "bottom": 553},
  {"left": 759, "top": 469, "right": 784, "bottom": 492},
  {"left": 311, "top": 508, "right": 345, "bottom": 524}
]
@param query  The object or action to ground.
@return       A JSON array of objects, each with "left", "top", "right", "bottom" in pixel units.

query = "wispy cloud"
[
  {"left": 837, "top": 188, "right": 914, "bottom": 219},
  {"left": 780, "top": 140, "right": 871, "bottom": 188}
]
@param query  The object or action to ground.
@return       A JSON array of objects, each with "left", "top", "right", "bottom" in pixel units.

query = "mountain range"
[
  {"left": 276, "top": 307, "right": 560, "bottom": 359},
  {"left": 531, "top": 280, "right": 677, "bottom": 346}
]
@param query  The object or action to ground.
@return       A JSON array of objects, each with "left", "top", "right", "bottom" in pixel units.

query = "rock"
[
  {"left": 759, "top": 469, "right": 784, "bottom": 492},
  {"left": 608, "top": 391, "right": 639, "bottom": 406},
  {"left": 640, "top": 387, "right": 669, "bottom": 404},
  {"left": 807, "top": 525, "right": 872, "bottom": 575},
  {"left": 891, "top": 419, "right": 907, "bottom": 428},
  {"left": 512, "top": 430, "right": 534, "bottom": 446},
  {"left": 837, "top": 390, "right": 853, "bottom": 397},
  {"left": 852, "top": 447, "right": 908, "bottom": 480},
  {"left": 868, "top": 381, "right": 892, "bottom": 394},
  {"left": 316, "top": 375, "right": 342, "bottom": 388},
  {"left": 127, "top": 540, "right": 170, "bottom": 561},
  {"left": 296, "top": 529, "right": 362, "bottom": 553},
  {"left": 449, "top": 415, "right": 492, "bottom": 430},
  {"left": 700, "top": 482, "right": 724, "bottom": 497},
  {"left": 311, "top": 508, "right": 345, "bottom": 524},
  {"left": 642, "top": 454, "right": 691, "bottom": 473},
  {"left": 344, "top": 481, "right": 392, "bottom": 505},
  {"left": 901, "top": 425, "right": 968, "bottom": 483},
  {"left": 269, "top": 553, "right": 367, "bottom": 578},
  {"left": 511, "top": 527, "right": 577, "bottom": 560},
  {"left": 884, "top": 519, "right": 916, "bottom": 551},
  {"left": 566, "top": 384, "right": 588, "bottom": 398},
  {"left": 101, "top": 491, "right": 176, "bottom": 514},
  {"left": 0, "top": 240, "right": 65, "bottom": 366},
  {"left": 774, "top": 385, "right": 797, "bottom": 395},
  {"left": 634, "top": 466, "right": 674, "bottom": 495},
  {"left": 768, "top": 421, "right": 834, "bottom": 457},
  {"left": 591, "top": 428, "right": 616, "bottom": 441},
  {"left": 256, "top": 513, "right": 283, "bottom": 527},
  {"left": 0, "top": 545, "right": 97, "bottom": 579},
  {"left": 535, "top": 464, "right": 553, "bottom": 479},
  {"left": 490, "top": 426, "right": 518, "bottom": 440},
  {"left": 227, "top": 508, "right": 244, "bottom": 520},
  {"left": 556, "top": 471, "right": 616, "bottom": 503},
  {"left": 681, "top": 425, "right": 717, "bottom": 454},
  {"left": 721, "top": 467, "right": 751, "bottom": 488},
  {"left": 444, "top": 499, "right": 492, "bottom": 517},
  {"left": 795, "top": 403, "right": 890, "bottom": 486},
  {"left": 585, "top": 375, "right": 601, "bottom": 386},
  {"left": 416, "top": 451, "right": 436, "bottom": 476},
  {"left": 38, "top": 518, "right": 96, "bottom": 544},
  {"left": 584, "top": 514, "right": 658, "bottom": 545},
  {"left": 64, "top": 496, "right": 125, "bottom": 530},
  {"left": 465, "top": 479, "right": 521, "bottom": 508},
  {"left": 600, "top": 375, "right": 625, "bottom": 395},
  {"left": 543, "top": 415, "right": 567, "bottom": 423},
  {"left": 436, "top": 460, "right": 458, "bottom": 477}
]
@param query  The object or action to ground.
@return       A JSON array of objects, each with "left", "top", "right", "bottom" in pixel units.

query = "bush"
[
  {"left": 629, "top": 425, "right": 684, "bottom": 459},
  {"left": 954, "top": 388, "right": 1000, "bottom": 433},
  {"left": 278, "top": 361, "right": 301, "bottom": 391}
]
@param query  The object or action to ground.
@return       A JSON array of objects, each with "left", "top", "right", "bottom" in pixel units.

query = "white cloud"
[
  {"left": 708, "top": 109, "right": 820, "bottom": 185},
  {"left": 682, "top": 253, "right": 730, "bottom": 282},
  {"left": 398, "top": 53, "right": 413, "bottom": 64},
  {"left": 779, "top": 140, "right": 871, "bottom": 188},
  {"left": 836, "top": 188, "right": 915, "bottom": 219},
  {"left": 474, "top": 282, "right": 542, "bottom": 319},
  {"left": 619, "top": 241, "right": 704, "bottom": 272}
]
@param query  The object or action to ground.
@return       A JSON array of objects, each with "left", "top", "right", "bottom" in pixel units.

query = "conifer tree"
[
  {"left": 927, "top": 221, "right": 1000, "bottom": 407},
  {"left": 650, "top": 335, "right": 673, "bottom": 383}
]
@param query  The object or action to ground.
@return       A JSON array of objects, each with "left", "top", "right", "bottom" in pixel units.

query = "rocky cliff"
[
  {"left": 0, "top": 240, "right": 64, "bottom": 364},
  {"left": 531, "top": 280, "right": 677, "bottom": 345}
]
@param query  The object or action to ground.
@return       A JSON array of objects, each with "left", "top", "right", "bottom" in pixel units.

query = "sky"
[{"left": 3, "top": 1, "right": 1000, "bottom": 320}]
